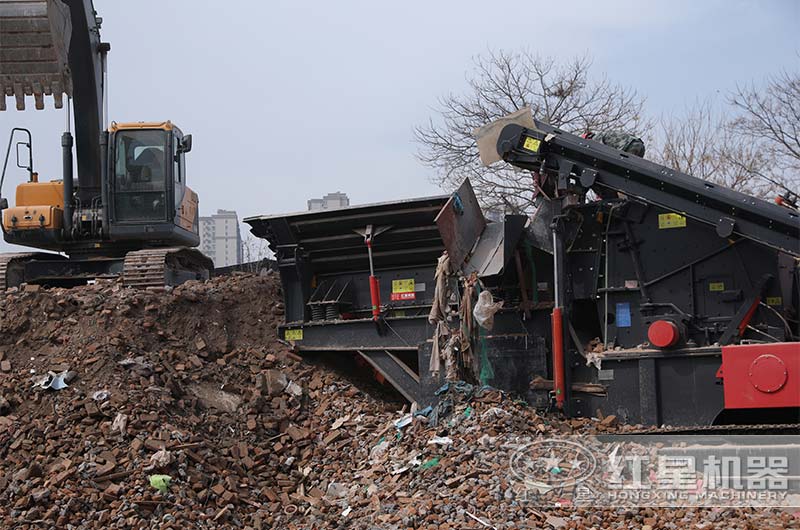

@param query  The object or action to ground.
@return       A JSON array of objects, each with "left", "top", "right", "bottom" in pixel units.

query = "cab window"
[{"left": 113, "top": 129, "right": 168, "bottom": 222}]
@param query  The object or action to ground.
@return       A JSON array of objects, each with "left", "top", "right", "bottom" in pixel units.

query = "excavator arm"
[{"left": 0, "top": 0, "right": 106, "bottom": 200}]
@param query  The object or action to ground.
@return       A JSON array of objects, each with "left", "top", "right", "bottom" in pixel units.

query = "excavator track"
[
  {"left": 0, "top": 253, "right": 35, "bottom": 289},
  {"left": 122, "top": 247, "right": 214, "bottom": 290},
  {"left": 0, "top": 252, "right": 67, "bottom": 289}
]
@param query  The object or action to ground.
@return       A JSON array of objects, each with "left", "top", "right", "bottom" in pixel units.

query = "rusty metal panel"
[
  {"left": 435, "top": 178, "right": 486, "bottom": 270},
  {"left": 0, "top": 0, "right": 72, "bottom": 110}
]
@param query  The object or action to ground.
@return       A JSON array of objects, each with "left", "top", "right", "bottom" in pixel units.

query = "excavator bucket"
[
  {"left": 472, "top": 106, "right": 535, "bottom": 166},
  {"left": 0, "top": 0, "right": 72, "bottom": 111}
]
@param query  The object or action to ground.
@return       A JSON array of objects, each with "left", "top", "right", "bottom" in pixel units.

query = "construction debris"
[{"left": 0, "top": 274, "right": 795, "bottom": 528}]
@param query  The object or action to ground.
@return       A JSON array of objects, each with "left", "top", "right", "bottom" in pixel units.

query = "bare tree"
[
  {"left": 650, "top": 100, "right": 774, "bottom": 197},
  {"left": 727, "top": 69, "right": 800, "bottom": 193},
  {"left": 241, "top": 234, "right": 273, "bottom": 273},
  {"left": 415, "top": 50, "right": 649, "bottom": 213}
]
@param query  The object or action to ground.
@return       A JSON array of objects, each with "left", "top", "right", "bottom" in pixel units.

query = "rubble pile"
[{"left": 0, "top": 274, "right": 796, "bottom": 529}]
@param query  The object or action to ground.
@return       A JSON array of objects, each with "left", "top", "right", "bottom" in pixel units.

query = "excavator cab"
[{"left": 107, "top": 121, "right": 199, "bottom": 245}]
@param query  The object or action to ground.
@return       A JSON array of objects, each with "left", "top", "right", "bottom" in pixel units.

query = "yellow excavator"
[{"left": 0, "top": 0, "right": 212, "bottom": 289}]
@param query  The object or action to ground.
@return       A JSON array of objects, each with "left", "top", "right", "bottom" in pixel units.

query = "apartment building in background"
[
  {"left": 199, "top": 209, "right": 243, "bottom": 268},
  {"left": 307, "top": 192, "right": 350, "bottom": 211}
]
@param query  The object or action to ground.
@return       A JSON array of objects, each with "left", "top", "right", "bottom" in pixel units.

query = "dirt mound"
[{"left": 0, "top": 274, "right": 795, "bottom": 528}]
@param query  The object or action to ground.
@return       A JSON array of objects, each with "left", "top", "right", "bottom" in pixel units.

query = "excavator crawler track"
[
  {"left": 122, "top": 248, "right": 214, "bottom": 290},
  {"left": 0, "top": 252, "right": 64, "bottom": 289},
  {"left": 0, "top": 253, "right": 35, "bottom": 290}
]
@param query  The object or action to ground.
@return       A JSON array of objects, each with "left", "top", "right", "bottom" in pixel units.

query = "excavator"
[{"left": 0, "top": 0, "right": 213, "bottom": 289}]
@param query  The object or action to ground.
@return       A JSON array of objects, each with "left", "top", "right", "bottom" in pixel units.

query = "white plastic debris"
[
  {"left": 92, "top": 390, "right": 110, "bottom": 402},
  {"left": 284, "top": 381, "right": 303, "bottom": 397},
  {"left": 390, "top": 464, "right": 410, "bottom": 475},
  {"left": 427, "top": 435, "right": 454, "bottom": 446},
  {"left": 33, "top": 370, "right": 76, "bottom": 390},
  {"left": 149, "top": 448, "right": 173, "bottom": 468},
  {"left": 473, "top": 290, "right": 504, "bottom": 330},
  {"left": 111, "top": 413, "right": 128, "bottom": 436},
  {"left": 393, "top": 414, "right": 413, "bottom": 429}
]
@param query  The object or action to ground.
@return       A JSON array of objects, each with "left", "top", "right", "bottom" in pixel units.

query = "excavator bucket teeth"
[
  {"left": 472, "top": 106, "right": 536, "bottom": 166},
  {"left": 0, "top": 0, "right": 72, "bottom": 111}
]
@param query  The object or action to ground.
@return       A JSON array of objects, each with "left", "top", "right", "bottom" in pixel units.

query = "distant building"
[
  {"left": 307, "top": 192, "right": 350, "bottom": 211},
  {"left": 199, "top": 209, "right": 243, "bottom": 268}
]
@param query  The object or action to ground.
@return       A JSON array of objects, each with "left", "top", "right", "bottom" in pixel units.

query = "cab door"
[{"left": 171, "top": 131, "right": 197, "bottom": 233}]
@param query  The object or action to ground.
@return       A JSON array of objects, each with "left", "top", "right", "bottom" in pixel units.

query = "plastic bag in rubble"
[
  {"left": 149, "top": 474, "right": 172, "bottom": 493},
  {"left": 149, "top": 448, "right": 173, "bottom": 468},
  {"left": 472, "top": 290, "right": 503, "bottom": 330}
]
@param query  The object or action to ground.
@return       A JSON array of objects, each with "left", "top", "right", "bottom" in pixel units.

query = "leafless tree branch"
[
  {"left": 727, "top": 68, "right": 800, "bottom": 193},
  {"left": 650, "top": 100, "right": 775, "bottom": 197},
  {"left": 415, "top": 50, "right": 649, "bottom": 213}
]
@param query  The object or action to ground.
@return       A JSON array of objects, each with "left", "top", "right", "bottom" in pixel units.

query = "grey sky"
[{"left": 1, "top": 0, "right": 797, "bottom": 252}]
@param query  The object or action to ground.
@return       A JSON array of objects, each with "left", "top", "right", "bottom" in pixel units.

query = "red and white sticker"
[{"left": 391, "top": 292, "right": 416, "bottom": 301}]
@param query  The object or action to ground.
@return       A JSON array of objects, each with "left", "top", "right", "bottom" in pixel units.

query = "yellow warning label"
[
  {"left": 523, "top": 136, "right": 541, "bottom": 152},
  {"left": 658, "top": 213, "right": 687, "bottom": 229},
  {"left": 285, "top": 329, "right": 303, "bottom": 341},
  {"left": 709, "top": 282, "right": 725, "bottom": 292},
  {"left": 766, "top": 297, "right": 783, "bottom": 306},
  {"left": 392, "top": 279, "right": 415, "bottom": 293}
]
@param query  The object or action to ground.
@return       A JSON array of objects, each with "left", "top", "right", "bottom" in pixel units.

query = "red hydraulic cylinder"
[
  {"left": 369, "top": 275, "right": 381, "bottom": 321},
  {"left": 551, "top": 307, "right": 565, "bottom": 409},
  {"left": 366, "top": 240, "right": 381, "bottom": 321}
]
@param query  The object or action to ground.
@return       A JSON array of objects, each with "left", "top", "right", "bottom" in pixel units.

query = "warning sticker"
[
  {"left": 766, "top": 297, "right": 783, "bottom": 306},
  {"left": 523, "top": 136, "right": 541, "bottom": 152},
  {"left": 391, "top": 292, "right": 416, "bottom": 301},
  {"left": 658, "top": 213, "right": 687, "bottom": 229},
  {"left": 391, "top": 279, "right": 416, "bottom": 301},
  {"left": 285, "top": 329, "right": 303, "bottom": 341},
  {"left": 392, "top": 279, "right": 414, "bottom": 293},
  {"left": 709, "top": 282, "right": 725, "bottom": 292}
]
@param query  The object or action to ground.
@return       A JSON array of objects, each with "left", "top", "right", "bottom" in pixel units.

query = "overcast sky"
[{"left": 1, "top": 0, "right": 797, "bottom": 252}]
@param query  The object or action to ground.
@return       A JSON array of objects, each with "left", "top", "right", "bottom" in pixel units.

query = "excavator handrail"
[{"left": 0, "top": 127, "right": 33, "bottom": 207}]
